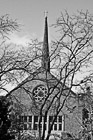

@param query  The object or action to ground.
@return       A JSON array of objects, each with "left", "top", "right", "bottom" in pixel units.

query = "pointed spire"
[{"left": 41, "top": 12, "right": 50, "bottom": 72}]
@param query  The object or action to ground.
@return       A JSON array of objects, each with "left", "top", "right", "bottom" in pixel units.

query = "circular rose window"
[{"left": 33, "top": 85, "right": 48, "bottom": 103}]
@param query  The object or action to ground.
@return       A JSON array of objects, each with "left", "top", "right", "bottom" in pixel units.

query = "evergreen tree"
[{"left": 0, "top": 96, "right": 14, "bottom": 140}]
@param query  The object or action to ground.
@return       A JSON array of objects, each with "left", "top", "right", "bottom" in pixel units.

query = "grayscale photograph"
[{"left": 0, "top": 0, "right": 93, "bottom": 140}]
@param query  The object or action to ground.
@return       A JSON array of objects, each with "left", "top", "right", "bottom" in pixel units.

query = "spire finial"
[{"left": 44, "top": 11, "right": 48, "bottom": 18}]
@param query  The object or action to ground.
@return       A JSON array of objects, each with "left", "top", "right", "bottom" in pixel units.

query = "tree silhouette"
[{"left": 0, "top": 96, "right": 14, "bottom": 140}]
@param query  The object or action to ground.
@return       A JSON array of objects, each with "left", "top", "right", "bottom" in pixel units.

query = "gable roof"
[{"left": 6, "top": 67, "right": 76, "bottom": 98}]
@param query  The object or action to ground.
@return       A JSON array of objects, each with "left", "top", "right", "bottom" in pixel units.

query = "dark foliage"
[
  {"left": 82, "top": 108, "right": 89, "bottom": 121},
  {"left": 0, "top": 96, "right": 14, "bottom": 140}
]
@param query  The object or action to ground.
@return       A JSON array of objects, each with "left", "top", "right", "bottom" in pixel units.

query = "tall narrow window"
[
  {"left": 44, "top": 116, "right": 47, "bottom": 130},
  {"left": 34, "top": 116, "right": 38, "bottom": 122},
  {"left": 54, "top": 116, "right": 57, "bottom": 131},
  {"left": 34, "top": 116, "right": 38, "bottom": 130},
  {"left": 28, "top": 123, "right": 32, "bottom": 130},
  {"left": 59, "top": 124, "right": 62, "bottom": 130},
  {"left": 24, "top": 124, "right": 27, "bottom": 130},
  {"left": 58, "top": 116, "right": 62, "bottom": 122},
  {"left": 58, "top": 116, "right": 62, "bottom": 131},
  {"left": 29, "top": 116, "right": 32, "bottom": 122},
  {"left": 28, "top": 116, "right": 32, "bottom": 130},
  {"left": 24, "top": 116, "right": 27, "bottom": 122},
  {"left": 49, "top": 116, "right": 53, "bottom": 130},
  {"left": 34, "top": 123, "right": 38, "bottom": 130},
  {"left": 54, "top": 124, "right": 57, "bottom": 130}
]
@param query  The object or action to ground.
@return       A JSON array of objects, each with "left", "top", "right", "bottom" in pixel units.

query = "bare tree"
[
  {"left": 44, "top": 10, "right": 93, "bottom": 140},
  {"left": 0, "top": 15, "right": 19, "bottom": 93},
  {"left": 37, "top": 10, "right": 93, "bottom": 140},
  {"left": 0, "top": 31, "right": 42, "bottom": 95},
  {"left": 5, "top": 11, "right": 93, "bottom": 140}
]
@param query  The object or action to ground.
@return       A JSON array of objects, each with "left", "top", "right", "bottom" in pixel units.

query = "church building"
[{"left": 9, "top": 14, "right": 83, "bottom": 139}]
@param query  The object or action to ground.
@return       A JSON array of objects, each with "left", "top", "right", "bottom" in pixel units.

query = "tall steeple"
[{"left": 41, "top": 12, "right": 50, "bottom": 72}]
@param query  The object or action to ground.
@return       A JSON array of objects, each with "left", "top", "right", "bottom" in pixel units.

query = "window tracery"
[{"left": 33, "top": 85, "right": 48, "bottom": 103}]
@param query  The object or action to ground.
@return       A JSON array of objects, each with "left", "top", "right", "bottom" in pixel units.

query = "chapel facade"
[{"left": 9, "top": 15, "right": 84, "bottom": 138}]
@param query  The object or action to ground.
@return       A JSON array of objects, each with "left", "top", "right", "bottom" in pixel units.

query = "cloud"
[{"left": 7, "top": 32, "right": 37, "bottom": 46}]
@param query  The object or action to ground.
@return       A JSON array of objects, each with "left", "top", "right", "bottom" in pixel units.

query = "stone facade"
[
  {"left": 8, "top": 15, "right": 84, "bottom": 138},
  {"left": 9, "top": 68, "right": 83, "bottom": 137}
]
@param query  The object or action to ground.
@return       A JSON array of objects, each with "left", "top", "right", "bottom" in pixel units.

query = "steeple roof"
[{"left": 41, "top": 14, "right": 50, "bottom": 72}]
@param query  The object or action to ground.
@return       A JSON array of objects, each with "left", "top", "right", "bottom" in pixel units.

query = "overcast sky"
[
  {"left": 0, "top": 0, "right": 93, "bottom": 94},
  {"left": 0, "top": 0, "right": 93, "bottom": 45}
]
